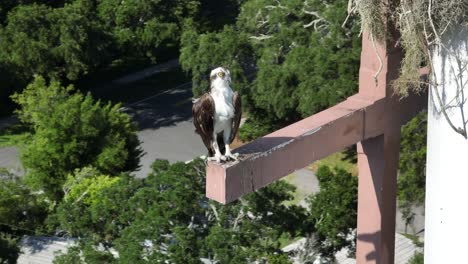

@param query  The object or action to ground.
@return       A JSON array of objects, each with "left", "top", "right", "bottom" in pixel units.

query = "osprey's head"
[{"left": 210, "top": 67, "right": 231, "bottom": 88}]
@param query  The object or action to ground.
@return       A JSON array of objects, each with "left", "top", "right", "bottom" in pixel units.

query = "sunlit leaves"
[{"left": 11, "top": 76, "right": 142, "bottom": 200}]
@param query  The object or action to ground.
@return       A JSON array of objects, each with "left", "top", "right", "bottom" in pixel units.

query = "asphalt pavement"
[
  {"left": 0, "top": 146, "right": 23, "bottom": 176},
  {"left": 121, "top": 83, "right": 206, "bottom": 178}
]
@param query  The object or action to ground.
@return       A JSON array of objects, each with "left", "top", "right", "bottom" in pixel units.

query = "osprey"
[{"left": 192, "top": 67, "right": 242, "bottom": 162}]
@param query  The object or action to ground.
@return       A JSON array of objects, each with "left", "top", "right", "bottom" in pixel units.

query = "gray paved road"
[
  {"left": 121, "top": 84, "right": 206, "bottom": 178},
  {"left": 0, "top": 146, "right": 23, "bottom": 175}
]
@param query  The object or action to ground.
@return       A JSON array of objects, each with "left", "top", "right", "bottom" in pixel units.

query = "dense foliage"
[
  {"left": 12, "top": 76, "right": 142, "bottom": 200},
  {"left": 0, "top": 232, "right": 19, "bottom": 264},
  {"left": 96, "top": 0, "right": 199, "bottom": 61},
  {"left": 52, "top": 159, "right": 307, "bottom": 263},
  {"left": 408, "top": 252, "right": 424, "bottom": 264},
  {"left": 398, "top": 111, "right": 427, "bottom": 225},
  {"left": 0, "top": 0, "right": 242, "bottom": 114},
  {"left": 0, "top": 0, "right": 200, "bottom": 82},
  {"left": 181, "top": 0, "right": 361, "bottom": 137},
  {"left": 0, "top": 1, "right": 110, "bottom": 82},
  {"left": 0, "top": 172, "right": 47, "bottom": 232},
  {"left": 0, "top": 169, "right": 48, "bottom": 263},
  {"left": 306, "top": 165, "right": 358, "bottom": 259}
]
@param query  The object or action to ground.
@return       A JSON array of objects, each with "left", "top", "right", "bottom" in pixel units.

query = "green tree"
[
  {"left": 0, "top": 1, "right": 67, "bottom": 24},
  {"left": 53, "top": 169, "right": 142, "bottom": 243},
  {"left": 180, "top": 22, "right": 254, "bottom": 97},
  {"left": 113, "top": 160, "right": 301, "bottom": 263},
  {"left": 52, "top": 0, "right": 112, "bottom": 80},
  {"left": 97, "top": 0, "right": 199, "bottom": 61},
  {"left": 0, "top": 232, "right": 19, "bottom": 264},
  {"left": 408, "top": 252, "right": 424, "bottom": 264},
  {"left": 53, "top": 242, "right": 115, "bottom": 264},
  {"left": 0, "top": 169, "right": 47, "bottom": 233},
  {"left": 306, "top": 165, "right": 358, "bottom": 259},
  {"left": 0, "top": 4, "right": 58, "bottom": 81},
  {"left": 0, "top": 1, "right": 111, "bottom": 82},
  {"left": 54, "top": 159, "right": 303, "bottom": 263},
  {"left": 11, "top": 76, "right": 142, "bottom": 200},
  {"left": 0, "top": 0, "right": 242, "bottom": 115},
  {"left": 180, "top": 0, "right": 361, "bottom": 137},
  {"left": 239, "top": 118, "right": 276, "bottom": 142},
  {"left": 197, "top": 0, "right": 241, "bottom": 31},
  {"left": 0, "top": 169, "right": 48, "bottom": 263},
  {"left": 398, "top": 111, "right": 427, "bottom": 227}
]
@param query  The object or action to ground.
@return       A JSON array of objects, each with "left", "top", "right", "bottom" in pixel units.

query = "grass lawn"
[
  {"left": 310, "top": 151, "right": 357, "bottom": 176},
  {"left": 87, "top": 67, "right": 190, "bottom": 105}
]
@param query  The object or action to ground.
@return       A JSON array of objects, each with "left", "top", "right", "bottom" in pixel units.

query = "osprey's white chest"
[{"left": 211, "top": 86, "right": 235, "bottom": 132}]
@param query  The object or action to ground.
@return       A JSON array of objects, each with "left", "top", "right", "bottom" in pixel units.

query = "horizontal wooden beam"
[
  {"left": 206, "top": 91, "right": 427, "bottom": 204},
  {"left": 206, "top": 94, "right": 385, "bottom": 204}
]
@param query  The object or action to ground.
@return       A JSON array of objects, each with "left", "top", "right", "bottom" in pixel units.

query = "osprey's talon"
[
  {"left": 225, "top": 152, "right": 239, "bottom": 161},
  {"left": 220, "top": 155, "right": 227, "bottom": 161},
  {"left": 207, "top": 154, "right": 222, "bottom": 163}
]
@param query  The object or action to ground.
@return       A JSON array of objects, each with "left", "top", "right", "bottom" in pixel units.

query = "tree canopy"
[
  {"left": 0, "top": 0, "right": 201, "bottom": 84},
  {"left": 0, "top": 169, "right": 48, "bottom": 263},
  {"left": 0, "top": 0, "right": 238, "bottom": 111},
  {"left": 11, "top": 76, "right": 142, "bottom": 200},
  {"left": 96, "top": 0, "right": 199, "bottom": 61},
  {"left": 0, "top": 1, "right": 110, "bottom": 82},
  {"left": 53, "top": 159, "right": 307, "bottom": 263},
  {"left": 180, "top": 0, "right": 361, "bottom": 136},
  {"left": 306, "top": 165, "right": 358, "bottom": 260},
  {"left": 398, "top": 111, "right": 427, "bottom": 226}
]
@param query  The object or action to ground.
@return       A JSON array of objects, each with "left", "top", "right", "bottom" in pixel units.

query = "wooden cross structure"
[{"left": 205, "top": 27, "right": 427, "bottom": 263}]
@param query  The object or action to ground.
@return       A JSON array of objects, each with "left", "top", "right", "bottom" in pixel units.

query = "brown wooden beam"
[
  {"left": 205, "top": 89, "right": 426, "bottom": 204},
  {"left": 206, "top": 94, "right": 385, "bottom": 204}
]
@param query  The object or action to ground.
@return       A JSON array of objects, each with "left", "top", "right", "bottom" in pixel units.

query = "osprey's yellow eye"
[{"left": 217, "top": 72, "right": 225, "bottom": 78}]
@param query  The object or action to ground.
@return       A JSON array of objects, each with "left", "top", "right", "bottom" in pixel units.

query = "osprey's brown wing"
[
  {"left": 193, "top": 93, "right": 215, "bottom": 156},
  {"left": 229, "top": 92, "right": 242, "bottom": 144}
]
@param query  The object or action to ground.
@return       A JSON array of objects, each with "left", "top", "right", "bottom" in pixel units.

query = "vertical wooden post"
[{"left": 356, "top": 30, "right": 402, "bottom": 264}]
